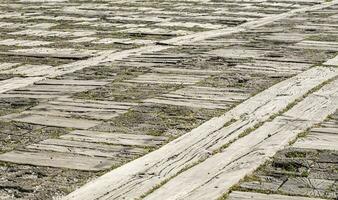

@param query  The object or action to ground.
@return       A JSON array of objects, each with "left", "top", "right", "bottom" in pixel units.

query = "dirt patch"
[
  {"left": 0, "top": 98, "right": 38, "bottom": 117},
  {"left": 0, "top": 121, "right": 69, "bottom": 153},
  {"left": 75, "top": 82, "right": 182, "bottom": 102},
  {"left": 0, "top": 162, "right": 99, "bottom": 200},
  {"left": 93, "top": 103, "right": 224, "bottom": 138}
]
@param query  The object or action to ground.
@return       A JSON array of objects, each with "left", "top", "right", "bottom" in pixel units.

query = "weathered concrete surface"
[{"left": 0, "top": 0, "right": 337, "bottom": 199}]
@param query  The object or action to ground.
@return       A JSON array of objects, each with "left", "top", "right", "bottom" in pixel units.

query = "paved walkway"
[{"left": 0, "top": 0, "right": 337, "bottom": 199}]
